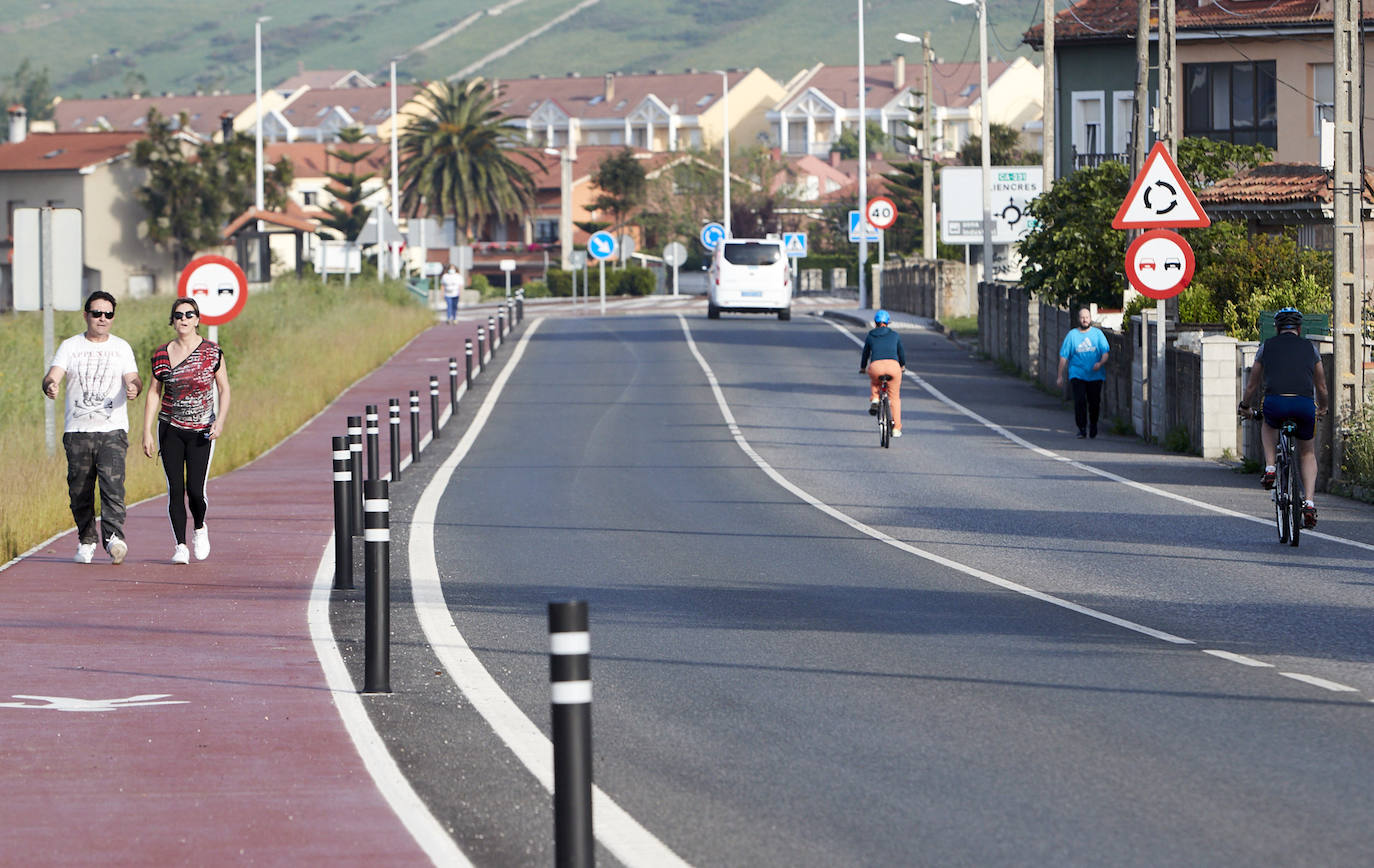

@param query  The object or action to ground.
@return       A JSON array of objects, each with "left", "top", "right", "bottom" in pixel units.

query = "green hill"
[{"left": 1, "top": 0, "right": 1037, "bottom": 103}]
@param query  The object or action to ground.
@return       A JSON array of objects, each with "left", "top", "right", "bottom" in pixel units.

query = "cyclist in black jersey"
[{"left": 1238, "top": 308, "right": 1328, "bottom": 528}]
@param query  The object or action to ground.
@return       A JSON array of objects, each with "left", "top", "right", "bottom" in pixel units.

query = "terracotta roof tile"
[
  {"left": 52, "top": 93, "right": 255, "bottom": 136},
  {"left": 1196, "top": 162, "right": 1374, "bottom": 206},
  {"left": 491, "top": 70, "right": 747, "bottom": 120},
  {"left": 1025, "top": 0, "right": 1372, "bottom": 45},
  {"left": 265, "top": 141, "right": 392, "bottom": 177},
  {"left": 0, "top": 131, "right": 142, "bottom": 171},
  {"left": 277, "top": 85, "right": 419, "bottom": 127}
]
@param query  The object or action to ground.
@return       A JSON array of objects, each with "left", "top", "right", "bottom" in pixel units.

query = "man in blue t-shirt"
[{"left": 1055, "top": 308, "right": 1110, "bottom": 438}]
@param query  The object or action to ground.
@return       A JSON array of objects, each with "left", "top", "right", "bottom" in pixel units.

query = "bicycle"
[
  {"left": 876, "top": 374, "right": 894, "bottom": 448},
  {"left": 1247, "top": 409, "right": 1301, "bottom": 546}
]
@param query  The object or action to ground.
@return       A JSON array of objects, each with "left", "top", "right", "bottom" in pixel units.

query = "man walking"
[
  {"left": 1056, "top": 307, "right": 1110, "bottom": 438},
  {"left": 41, "top": 291, "right": 143, "bottom": 564}
]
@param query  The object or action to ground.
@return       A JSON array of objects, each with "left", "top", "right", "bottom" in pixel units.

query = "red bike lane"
[{"left": 0, "top": 316, "right": 507, "bottom": 865}]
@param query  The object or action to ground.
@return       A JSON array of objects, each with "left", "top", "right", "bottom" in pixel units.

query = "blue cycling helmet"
[
  {"left": 1274, "top": 307, "right": 1303, "bottom": 330},
  {"left": 874, "top": 309, "right": 891, "bottom": 325}
]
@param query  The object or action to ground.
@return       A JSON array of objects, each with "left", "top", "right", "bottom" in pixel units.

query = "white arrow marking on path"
[{"left": 0, "top": 694, "right": 189, "bottom": 712}]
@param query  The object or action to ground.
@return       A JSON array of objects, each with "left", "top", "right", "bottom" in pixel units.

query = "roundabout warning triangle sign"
[{"left": 1112, "top": 142, "right": 1211, "bottom": 230}]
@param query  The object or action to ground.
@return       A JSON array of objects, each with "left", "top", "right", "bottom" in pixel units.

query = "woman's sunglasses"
[
  {"left": 86, "top": 309, "right": 115, "bottom": 320},
  {"left": 171, "top": 311, "right": 199, "bottom": 321}
]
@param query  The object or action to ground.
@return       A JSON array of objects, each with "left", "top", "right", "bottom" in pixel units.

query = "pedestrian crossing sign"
[{"left": 783, "top": 232, "right": 808, "bottom": 257}]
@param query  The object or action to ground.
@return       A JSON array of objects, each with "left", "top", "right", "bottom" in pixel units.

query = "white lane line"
[
  {"left": 309, "top": 545, "right": 471, "bottom": 867},
  {"left": 822, "top": 318, "right": 1374, "bottom": 554},
  {"left": 408, "top": 318, "right": 691, "bottom": 868},
  {"left": 1279, "top": 672, "right": 1361, "bottom": 693},
  {"left": 1201, "top": 649, "right": 1274, "bottom": 668},
  {"left": 678, "top": 314, "right": 1193, "bottom": 646}
]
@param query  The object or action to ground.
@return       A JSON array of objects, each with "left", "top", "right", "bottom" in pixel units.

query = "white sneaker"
[
  {"left": 108, "top": 535, "right": 127, "bottom": 565},
  {"left": 892, "top": 429, "right": 903, "bottom": 438},
  {"left": 192, "top": 525, "right": 210, "bottom": 561},
  {"left": 74, "top": 542, "right": 96, "bottom": 564},
  {"left": 172, "top": 543, "right": 190, "bottom": 565}
]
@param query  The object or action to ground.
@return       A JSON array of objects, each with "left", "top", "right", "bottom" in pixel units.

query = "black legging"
[
  {"left": 1070, "top": 378, "right": 1104, "bottom": 434},
  {"left": 159, "top": 420, "right": 214, "bottom": 545}
]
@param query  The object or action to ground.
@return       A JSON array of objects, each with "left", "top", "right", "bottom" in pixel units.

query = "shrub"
[
  {"left": 609, "top": 265, "right": 655, "bottom": 296},
  {"left": 520, "top": 279, "right": 551, "bottom": 298},
  {"left": 544, "top": 268, "right": 573, "bottom": 297},
  {"left": 1340, "top": 402, "right": 1374, "bottom": 488}
]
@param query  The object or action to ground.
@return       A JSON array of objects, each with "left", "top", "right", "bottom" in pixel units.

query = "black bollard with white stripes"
[
  {"left": 409, "top": 390, "right": 421, "bottom": 463},
  {"left": 347, "top": 415, "right": 363, "bottom": 536},
  {"left": 449, "top": 357, "right": 460, "bottom": 411},
  {"left": 389, "top": 398, "right": 402, "bottom": 481},
  {"left": 477, "top": 326, "right": 487, "bottom": 373},
  {"left": 549, "top": 601, "right": 593, "bottom": 868},
  {"left": 516, "top": 289, "right": 524, "bottom": 323},
  {"left": 499, "top": 305, "right": 507, "bottom": 341},
  {"left": 429, "top": 375, "right": 441, "bottom": 440},
  {"left": 465, "top": 339, "right": 474, "bottom": 389},
  {"left": 331, "top": 436, "right": 352, "bottom": 590},
  {"left": 362, "top": 479, "right": 391, "bottom": 694},
  {"left": 365, "top": 404, "right": 380, "bottom": 481},
  {"left": 488, "top": 315, "right": 498, "bottom": 356}
]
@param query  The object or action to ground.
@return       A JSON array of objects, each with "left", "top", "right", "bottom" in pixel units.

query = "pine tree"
[
  {"left": 885, "top": 91, "right": 928, "bottom": 256},
  {"left": 318, "top": 126, "right": 376, "bottom": 242}
]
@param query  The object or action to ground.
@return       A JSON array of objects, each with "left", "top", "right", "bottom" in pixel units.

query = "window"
[
  {"left": 1183, "top": 61, "right": 1277, "bottom": 146},
  {"left": 302, "top": 191, "right": 318, "bottom": 207},
  {"left": 722, "top": 241, "right": 782, "bottom": 266},
  {"left": 1070, "top": 91, "right": 1104, "bottom": 156},
  {"left": 1113, "top": 91, "right": 1136, "bottom": 155},
  {"left": 534, "top": 219, "right": 558, "bottom": 244},
  {"left": 1312, "top": 63, "right": 1334, "bottom": 134}
]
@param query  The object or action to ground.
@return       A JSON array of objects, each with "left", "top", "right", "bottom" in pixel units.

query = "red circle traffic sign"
[
  {"left": 177, "top": 255, "right": 249, "bottom": 326},
  {"left": 866, "top": 196, "right": 898, "bottom": 230},
  {"left": 1124, "top": 229, "right": 1194, "bottom": 299}
]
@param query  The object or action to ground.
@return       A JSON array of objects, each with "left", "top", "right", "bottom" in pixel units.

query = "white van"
[{"left": 707, "top": 238, "right": 792, "bottom": 320}]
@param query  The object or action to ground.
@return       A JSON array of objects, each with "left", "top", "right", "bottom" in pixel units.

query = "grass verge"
[{"left": 0, "top": 276, "right": 434, "bottom": 564}]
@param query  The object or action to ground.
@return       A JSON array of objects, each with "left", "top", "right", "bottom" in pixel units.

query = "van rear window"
[{"left": 722, "top": 242, "right": 782, "bottom": 266}]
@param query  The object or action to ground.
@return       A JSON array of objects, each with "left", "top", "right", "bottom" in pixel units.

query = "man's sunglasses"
[
  {"left": 86, "top": 309, "right": 115, "bottom": 320},
  {"left": 171, "top": 311, "right": 199, "bottom": 321}
]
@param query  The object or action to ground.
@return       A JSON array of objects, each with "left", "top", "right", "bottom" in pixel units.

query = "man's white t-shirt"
[
  {"left": 50, "top": 334, "right": 139, "bottom": 433},
  {"left": 440, "top": 271, "right": 463, "bottom": 298}
]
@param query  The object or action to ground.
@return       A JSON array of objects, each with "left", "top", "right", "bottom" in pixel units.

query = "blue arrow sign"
[
  {"left": 783, "top": 232, "right": 808, "bottom": 257},
  {"left": 587, "top": 230, "right": 617, "bottom": 261},
  {"left": 700, "top": 222, "right": 726, "bottom": 251}
]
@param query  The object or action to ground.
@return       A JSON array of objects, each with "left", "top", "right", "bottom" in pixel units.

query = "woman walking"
[{"left": 142, "top": 297, "right": 231, "bottom": 564}]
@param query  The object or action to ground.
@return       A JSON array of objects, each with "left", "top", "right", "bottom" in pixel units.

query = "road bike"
[
  {"left": 876, "top": 374, "right": 894, "bottom": 448},
  {"left": 1248, "top": 409, "right": 1301, "bottom": 546}
]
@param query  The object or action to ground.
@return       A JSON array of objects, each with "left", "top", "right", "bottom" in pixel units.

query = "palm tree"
[{"left": 397, "top": 80, "right": 539, "bottom": 241}]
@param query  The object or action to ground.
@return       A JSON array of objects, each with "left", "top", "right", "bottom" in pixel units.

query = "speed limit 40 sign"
[{"left": 866, "top": 196, "right": 897, "bottom": 230}]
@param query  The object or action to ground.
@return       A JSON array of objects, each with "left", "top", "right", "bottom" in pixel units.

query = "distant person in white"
[
  {"left": 441, "top": 264, "right": 463, "bottom": 324},
  {"left": 41, "top": 290, "right": 143, "bottom": 564}
]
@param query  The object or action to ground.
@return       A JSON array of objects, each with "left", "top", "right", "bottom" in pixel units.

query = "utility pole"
[
  {"left": 924, "top": 31, "right": 936, "bottom": 259},
  {"left": 1332, "top": 0, "right": 1366, "bottom": 482},
  {"left": 1132, "top": 0, "right": 1149, "bottom": 180},
  {"left": 1041, "top": 2, "right": 1054, "bottom": 193}
]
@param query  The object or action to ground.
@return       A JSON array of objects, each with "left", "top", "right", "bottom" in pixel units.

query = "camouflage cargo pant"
[{"left": 63, "top": 430, "right": 128, "bottom": 551}]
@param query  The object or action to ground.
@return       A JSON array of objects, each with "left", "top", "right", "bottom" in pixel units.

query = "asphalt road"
[{"left": 343, "top": 312, "right": 1374, "bottom": 867}]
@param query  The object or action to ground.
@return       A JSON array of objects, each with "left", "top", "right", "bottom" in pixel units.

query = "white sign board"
[
  {"left": 314, "top": 241, "right": 363, "bottom": 274},
  {"left": 940, "top": 166, "right": 1043, "bottom": 245},
  {"left": 662, "top": 241, "right": 688, "bottom": 268},
  {"left": 13, "top": 208, "right": 83, "bottom": 311},
  {"left": 499, "top": 258, "right": 517, "bottom": 272},
  {"left": 848, "top": 210, "right": 880, "bottom": 243},
  {"left": 783, "top": 232, "right": 808, "bottom": 257}
]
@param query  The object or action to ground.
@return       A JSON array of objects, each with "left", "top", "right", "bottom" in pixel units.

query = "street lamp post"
[
  {"left": 715, "top": 70, "right": 731, "bottom": 238},
  {"left": 857, "top": 0, "right": 869, "bottom": 309},
  {"left": 545, "top": 141, "right": 576, "bottom": 271},
  {"left": 896, "top": 32, "right": 936, "bottom": 260},
  {"left": 948, "top": 0, "right": 994, "bottom": 285},
  {"left": 254, "top": 17, "right": 270, "bottom": 215}
]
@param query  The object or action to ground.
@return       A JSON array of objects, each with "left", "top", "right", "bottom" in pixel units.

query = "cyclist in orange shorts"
[{"left": 860, "top": 309, "right": 906, "bottom": 437}]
